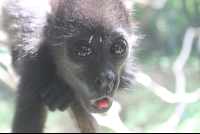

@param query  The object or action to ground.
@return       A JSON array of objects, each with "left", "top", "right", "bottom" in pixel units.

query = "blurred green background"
[{"left": 0, "top": 0, "right": 200, "bottom": 133}]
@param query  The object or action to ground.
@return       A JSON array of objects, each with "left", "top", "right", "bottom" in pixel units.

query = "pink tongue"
[{"left": 96, "top": 99, "right": 108, "bottom": 108}]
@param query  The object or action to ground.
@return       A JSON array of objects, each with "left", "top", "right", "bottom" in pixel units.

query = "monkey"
[{"left": 0, "top": 0, "right": 138, "bottom": 133}]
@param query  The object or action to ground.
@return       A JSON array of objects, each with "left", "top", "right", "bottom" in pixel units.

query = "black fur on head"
[
  {"left": 46, "top": 0, "right": 138, "bottom": 91},
  {"left": 49, "top": 0, "right": 135, "bottom": 36}
]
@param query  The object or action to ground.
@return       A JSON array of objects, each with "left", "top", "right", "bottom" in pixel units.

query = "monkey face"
[{"left": 51, "top": 31, "right": 129, "bottom": 113}]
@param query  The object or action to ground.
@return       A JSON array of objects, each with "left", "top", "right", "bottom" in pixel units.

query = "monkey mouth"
[{"left": 90, "top": 97, "right": 112, "bottom": 110}]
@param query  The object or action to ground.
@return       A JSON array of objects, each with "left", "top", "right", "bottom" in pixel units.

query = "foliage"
[{"left": 135, "top": 0, "right": 200, "bottom": 56}]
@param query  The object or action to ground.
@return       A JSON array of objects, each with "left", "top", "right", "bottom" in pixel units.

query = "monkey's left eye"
[
  {"left": 75, "top": 44, "right": 93, "bottom": 57},
  {"left": 111, "top": 42, "right": 126, "bottom": 55}
]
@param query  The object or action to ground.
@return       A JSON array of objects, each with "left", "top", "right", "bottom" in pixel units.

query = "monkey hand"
[{"left": 40, "top": 82, "right": 77, "bottom": 111}]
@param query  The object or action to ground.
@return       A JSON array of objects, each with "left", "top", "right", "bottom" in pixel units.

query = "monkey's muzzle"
[{"left": 91, "top": 97, "right": 112, "bottom": 110}]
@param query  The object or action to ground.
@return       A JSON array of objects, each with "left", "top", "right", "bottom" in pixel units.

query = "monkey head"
[{"left": 45, "top": 0, "right": 137, "bottom": 113}]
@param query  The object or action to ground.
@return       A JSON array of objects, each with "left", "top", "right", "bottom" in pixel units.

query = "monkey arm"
[
  {"left": 11, "top": 48, "right": 78, "bottom": 132},
  {"left": 40, "top": 78, "right": 78, "bottom": 112},
  {"left": 12, "top": 89, "right": 48, "bottom": 133}
]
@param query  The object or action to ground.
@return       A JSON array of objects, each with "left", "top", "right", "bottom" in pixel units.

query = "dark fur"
[{"left": 1, "top": 0, "right": 138, "bottom": 132}]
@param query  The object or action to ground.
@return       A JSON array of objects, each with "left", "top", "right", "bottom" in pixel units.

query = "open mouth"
[{"left": 91, "top": 97, "right": 112, "bottom": 110}]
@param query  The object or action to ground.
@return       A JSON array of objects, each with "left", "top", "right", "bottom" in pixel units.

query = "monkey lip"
[{"left": 91, "top": 97, "right": 112, "bottom": 110}]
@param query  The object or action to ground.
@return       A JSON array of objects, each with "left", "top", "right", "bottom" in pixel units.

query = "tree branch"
[{"left": 71, "top": 101, "right": 102, "bottom": 133}]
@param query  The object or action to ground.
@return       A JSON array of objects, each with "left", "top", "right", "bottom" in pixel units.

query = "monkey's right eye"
[
  {"left": 111, "top": 42, "right": 126, "bottom": 55},
  {"left": 75, "top": 44, "right": 93, "bottom": 57}
]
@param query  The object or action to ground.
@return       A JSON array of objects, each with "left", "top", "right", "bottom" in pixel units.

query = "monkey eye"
[
  {"left": 111, "top": 42, "right": 126, "bottom": 55},
  {"left": 75, "top": 44, "right": 93, "bottom": 57}
]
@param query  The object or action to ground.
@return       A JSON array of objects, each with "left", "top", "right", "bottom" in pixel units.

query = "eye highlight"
[
  {"left": 111, "top": 42, "right": 126, "bottom": 55},
  {"left": 75, "top": 44, "right": 93, "bottom": 57}
]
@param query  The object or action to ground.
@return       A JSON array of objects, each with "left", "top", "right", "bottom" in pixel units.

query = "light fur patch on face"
[{"left": 89, "top": 35, "right": 94, "bottom": 43}]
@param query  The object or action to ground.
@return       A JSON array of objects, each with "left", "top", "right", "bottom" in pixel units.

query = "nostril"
[
  {"left": 108, "top": 75, "right": 114, "bottom": 82},
  {"left": 96, "top": 79, "right": 102, "bottom": 86}
]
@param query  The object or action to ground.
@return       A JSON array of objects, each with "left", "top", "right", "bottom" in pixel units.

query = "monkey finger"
[
  {"left": 40, "top": 85, "right": 55, "bottom": 98},
  {"left": 58, "top": 97, "right": 77, "bottom": 111},
  {"left": 48, "top": 104, "right": 57, "bottom": 112},
  {"left": 49, "top": 91, "right": 77, "bottom": 111},
  {"left": 48, "top": 91, "right": 70, "bottom": 111},
  {"left": 43, "top": 88, "right": 64, "bottom": 107}
]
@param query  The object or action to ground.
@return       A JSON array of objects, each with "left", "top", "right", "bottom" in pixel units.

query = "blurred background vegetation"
[{"left": 0, "top": 0, "right": 200, "bottom": 133}]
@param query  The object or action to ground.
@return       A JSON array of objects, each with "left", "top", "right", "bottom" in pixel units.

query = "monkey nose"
[
  {"left": 96, "top": 72, "right": 115, "bottom": 96},
  {"left": 96, "top": 74, "right": 115, "bottom": 87},
  {"left": 98, "top": 84, "right": 112, "bottom": 96}
]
